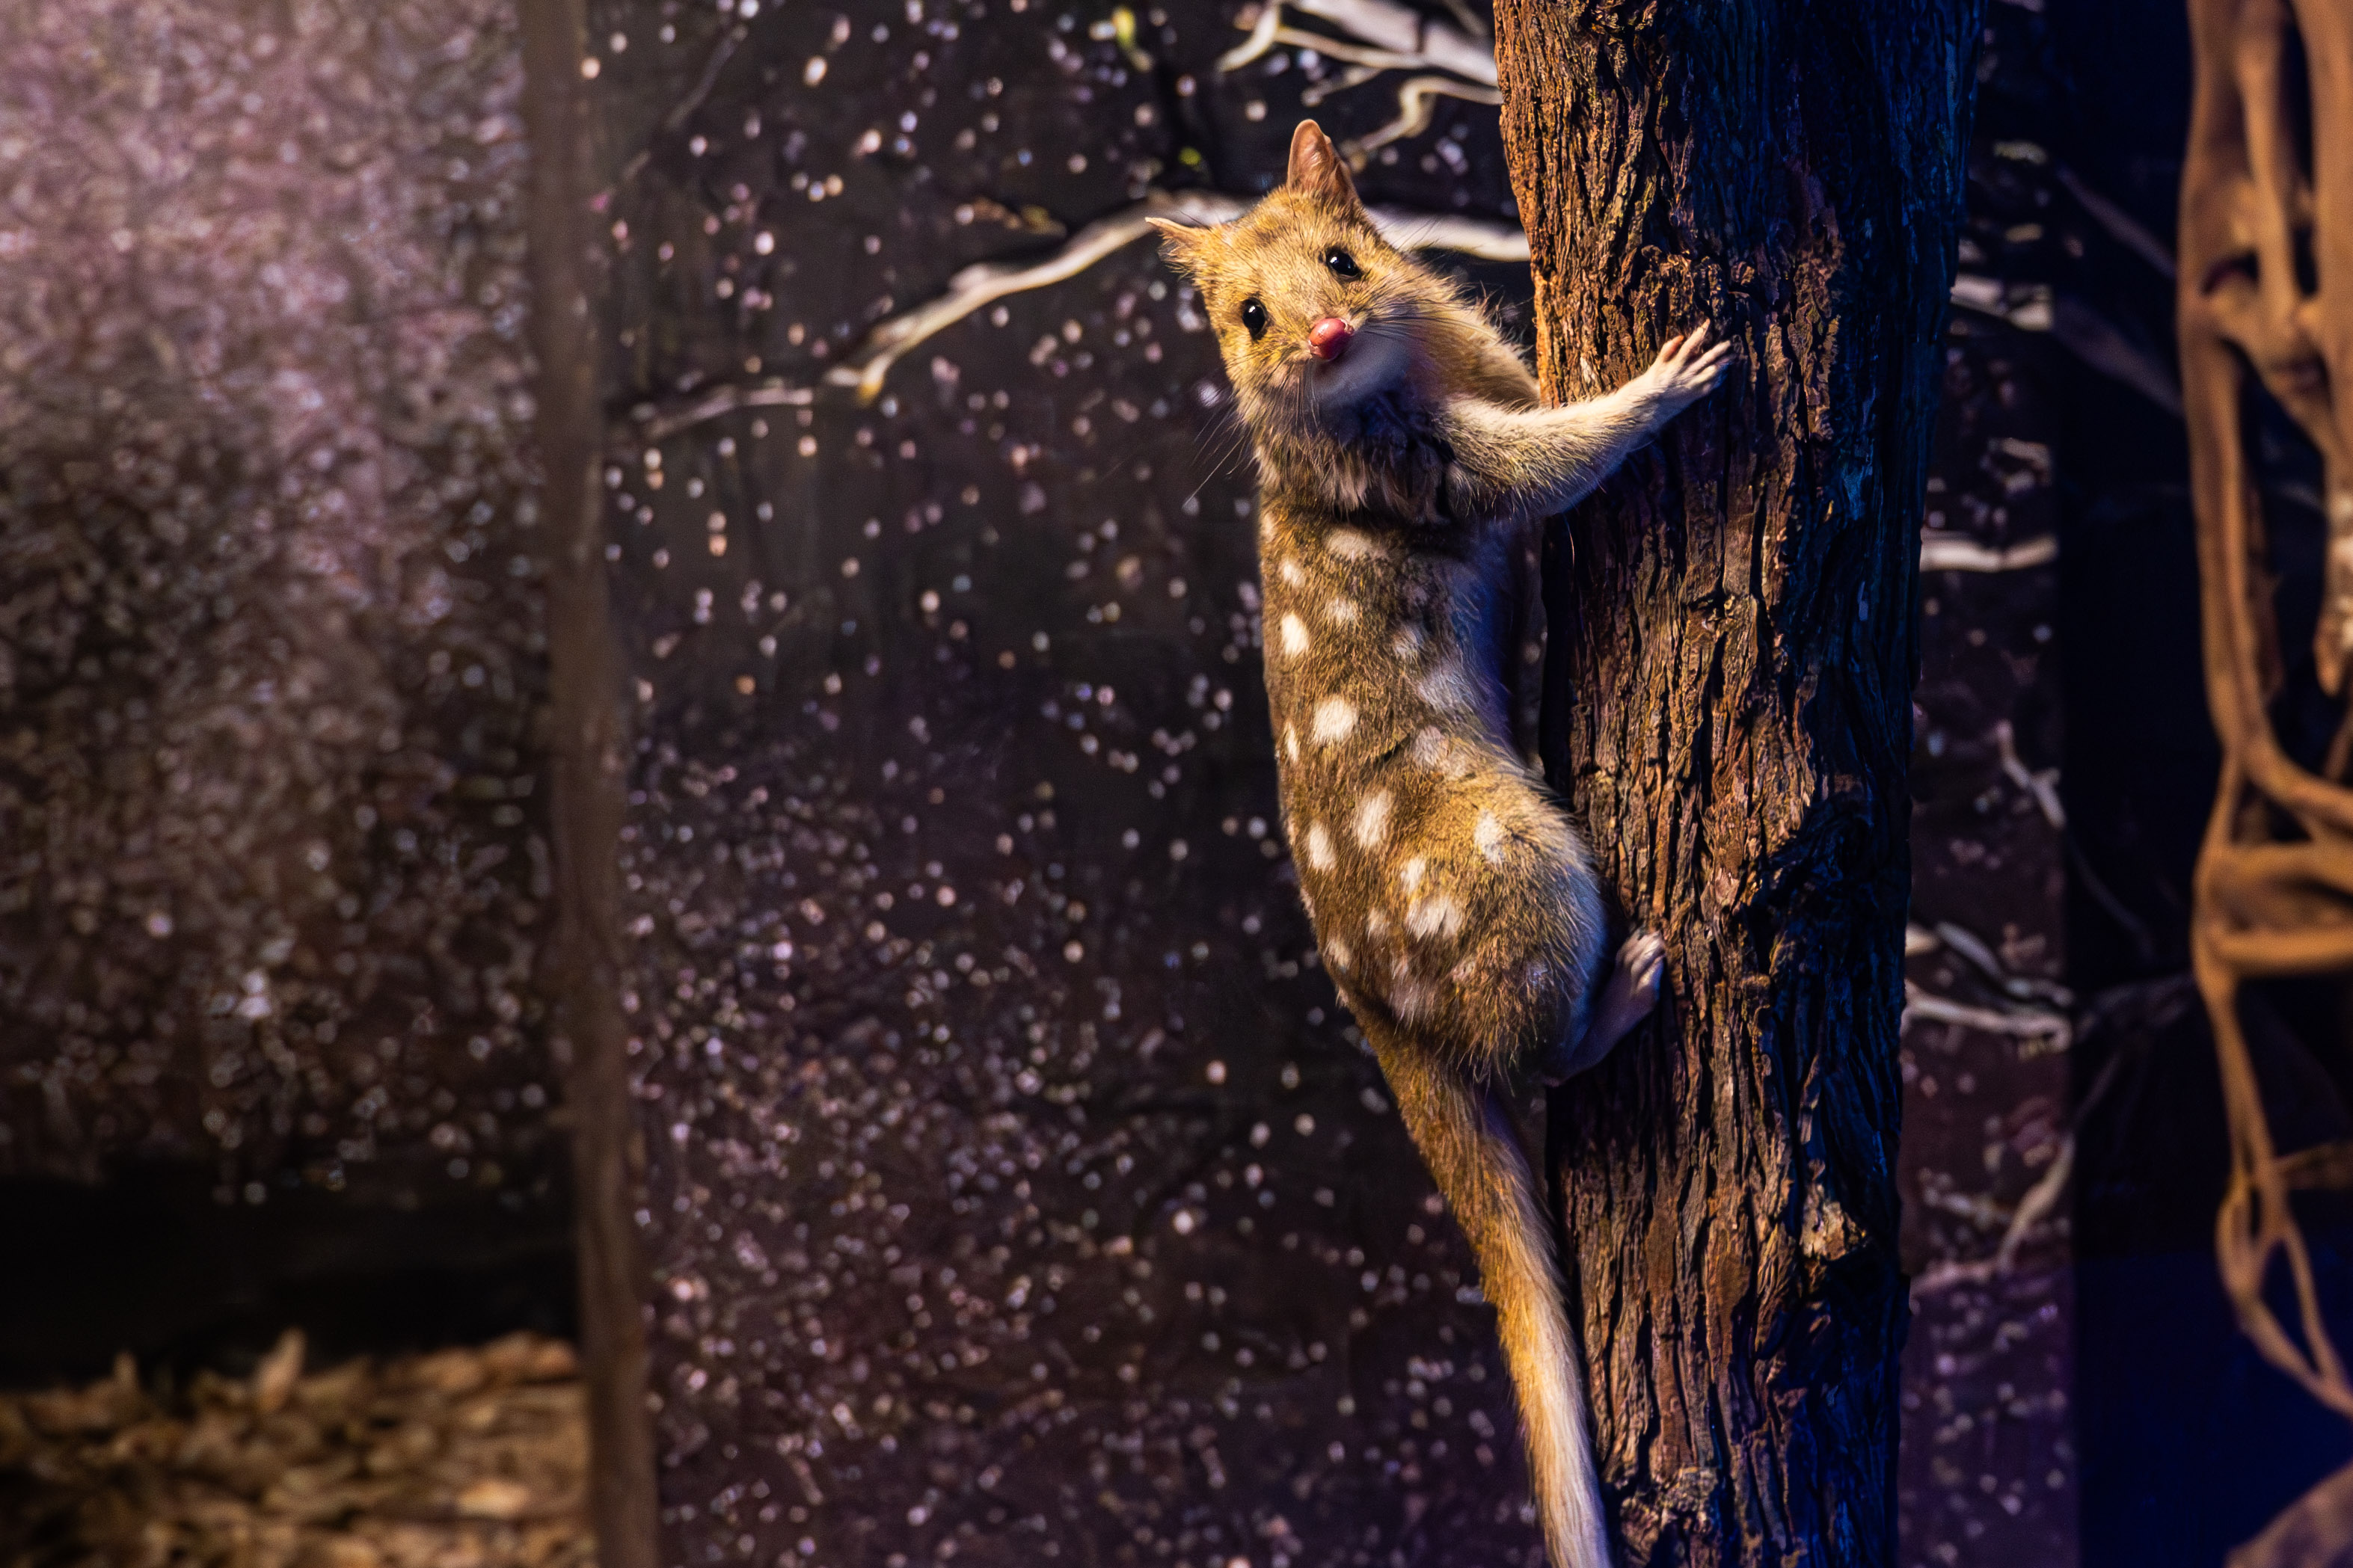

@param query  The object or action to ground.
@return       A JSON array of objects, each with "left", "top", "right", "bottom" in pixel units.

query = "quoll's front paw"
[{"left": 1639, "top": 325, "right": 1734, "bottom": 422}]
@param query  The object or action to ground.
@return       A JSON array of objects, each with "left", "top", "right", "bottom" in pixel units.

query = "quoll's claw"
[
  {"left": 1551, "top": 931, "right": 1670, "bottom": 1081},
  {"left": 1619, "top": 932, "right": 1666, "bottom": 997}
]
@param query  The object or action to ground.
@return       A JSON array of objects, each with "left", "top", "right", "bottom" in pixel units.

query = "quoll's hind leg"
[{"left": 1541, "top": 932, "right": 1666, "bottom": 1086}]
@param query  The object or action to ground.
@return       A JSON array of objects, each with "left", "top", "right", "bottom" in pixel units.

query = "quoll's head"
[{"left": 1153, "top": 121, "right": 1427, "bottom": 434}]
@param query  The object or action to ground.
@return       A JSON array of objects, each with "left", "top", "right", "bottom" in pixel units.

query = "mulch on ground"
[{"left": 0, "top": 1331, "right": 591, "bottom": 1568}]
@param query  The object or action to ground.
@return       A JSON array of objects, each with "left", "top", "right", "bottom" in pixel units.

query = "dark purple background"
[{"left": 7, "top": 1, "right": 2352, "bottom": 1565}]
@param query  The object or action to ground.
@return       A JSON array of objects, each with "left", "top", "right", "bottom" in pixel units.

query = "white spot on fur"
[
  {"left": 1392, "top": 979, "right": 1430, "bottom": 1020},
  {"left": 1279, "top": 614, "right": 1310, "bottom": 657},
  {"left": 1353, "top": 792, "right": 1391, "bottom": 849},
  {"left": 1325, "top": 596, "right": 1359, "bottom": 624},
  {"left": 1325, "top": 938, "right": 1352, "bottom": 969},
  {"left": 1417, "top": 660, "right": 1476, "bottom": 712},
  {"left": 1310, "top": 695, "right": 1356, "bottom": 744},
  {"left": 1326, "top": 528, "right": 1377, "bottom": 560},
  {"left": 1406, "top": 895, "right": 1464, "bottom": 941},
  {"left": 1400, "top": 857, "right": 1425, "bottom": 894},
  {"left": 1277, "top": 558, "right": 1306, "bottom": 586},
  {"left": 1474, "top": 810, "right": 1508, "bottom": 864},
  {"left": 1411, "top": 726, "right": 1475, "bottom": 779},
  {"left": 1390, "top": 625, "right": 1424, "bottom": 661},
  {"left": 1366, "top": 906, "right": 1392, "bottom": 938},
  {"left": 1285, "top": 725, "right": 1301, "bottom": 763},
  {"left": 1305, "top": 822, "right": 1335, "bottom": 871}
]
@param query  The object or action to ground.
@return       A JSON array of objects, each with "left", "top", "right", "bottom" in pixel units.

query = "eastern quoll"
[{"left": 1153, "top": 121, "right": 1729, "bottom": 1568}]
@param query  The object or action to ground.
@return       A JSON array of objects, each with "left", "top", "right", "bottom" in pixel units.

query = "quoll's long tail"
[{"left": 1366, "top": 1030, "right": 1609, "bottom": 1568}]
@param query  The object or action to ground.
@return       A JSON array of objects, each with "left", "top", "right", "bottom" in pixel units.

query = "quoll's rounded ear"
[
  {"left": 1286, "top": 120, "right": 1360, "bottom": 209},
  {"left": 1147, "top": 215, "right": 1209, "bottom": 277}
]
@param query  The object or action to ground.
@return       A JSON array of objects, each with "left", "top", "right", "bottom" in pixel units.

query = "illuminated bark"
[{"left": 1491, "top": 3, "right": 1983, "bottom": 1560}]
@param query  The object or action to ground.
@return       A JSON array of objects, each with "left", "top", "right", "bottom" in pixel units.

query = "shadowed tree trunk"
[
  {"left": 1491, "top": 3, "right": 1983, "bottom": 1562},
  {"left": 518, "top": 2, "right": 660, "bottom": 1564}
]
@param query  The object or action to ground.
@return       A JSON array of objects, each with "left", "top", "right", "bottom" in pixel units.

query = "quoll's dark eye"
[
  {"left": 1240, "top": 298, "right": 1268, "bottom": 339},
  {"left": 1324, "top": 248, "right": 1360, "bottom": 279}
]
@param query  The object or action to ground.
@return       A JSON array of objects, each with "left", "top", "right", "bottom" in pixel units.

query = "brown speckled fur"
[
  {"left": 1155, "top": 122, "right": 1728, "bottom": 1568},
  {"left": 1260, "top": 514, "right": 1606, "bottom": 1069}
]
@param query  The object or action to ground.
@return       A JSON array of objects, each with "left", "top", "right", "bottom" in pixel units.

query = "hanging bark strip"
[
  {"left": 518, "top": 1, "right": 662, "bottom": 1564},
  {"left": 2179, "top": 0, "right": 2353, "bottom": 1442},
  {"left": 1490, "top": 2, "right": 1981, "bottom": 1562}
]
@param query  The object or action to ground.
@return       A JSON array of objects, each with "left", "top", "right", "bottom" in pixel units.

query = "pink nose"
[{"left": 1308, "top": 316, "right": 1354, "bottom": 362}]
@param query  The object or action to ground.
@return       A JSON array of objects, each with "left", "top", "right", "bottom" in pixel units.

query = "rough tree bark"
[
  {"left": 518, "top": 3, "right": 660, "bottom": 1564},
  {"left": 1491, "top": 3, "right": 1981, "bottom": 1563}
]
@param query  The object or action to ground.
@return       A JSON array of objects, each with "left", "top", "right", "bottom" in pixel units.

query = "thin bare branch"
[
  {"left": 1918, "top": 531, "right": 2058, "bottom": 573},
  {"left": 1911, "top": 1137, "right": 2076, "bottom": 1296},
  {"left": 2055, "top": 165, "right": 2178, "bottom": 280},
  {"left": 616, "top": 24, "right": 743, "bottom": 186},
  {"left": 1928, "top": 918, "right": 2074, "bottom": 1006},
  {"left": 1951, "top": 273, "right": 2184, "bottom": 415},
  {"left": 1217, "top": 2, "right": 1286, "bottom": 73},
  {"left": 1254, "top": 25, "right": 1466, "bottom": 78},
  {"left": 1286, "top": 0, "right": 1496, "bottom": 84},
  {"left": 1218, "top": 0, "right": 1495, "bottom": 86},
  {"left": 1343, "top": 76, "right": 1504, "bottom": 162},
  {"left": 1995, "top": 719, "right": 2067, "bottom": 829},
  {"left": 630, "top": 381, "right": 812, "bottom": 443},
  {"left": 1362, "top": 206, "right": 1527, "bottom": 262},
  {"left": 619, "top": 192, "right": 1531, "bottom": 443},
  {"left": 822, "top": 190, "right": 1245, "bottom": 404},
  {"left": 1902, "top": 983, "right": 2073, "bottom": 1053}
]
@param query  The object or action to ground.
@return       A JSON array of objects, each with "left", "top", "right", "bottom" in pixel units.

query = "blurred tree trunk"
[
  {"left": 1492, "top": 2, "right": 1983, "bottom": 1562},
  {"left": 518, "top": 1, "right": 659, "bottom": 1564}
]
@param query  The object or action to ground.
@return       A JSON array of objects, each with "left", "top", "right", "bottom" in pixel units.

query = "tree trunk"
[
  {"left": 1490, "top": 4, "right": 1982, "bottom": 1562},
  {"left": 517, "top": 4, "right": 660, "bottom": 1564}
]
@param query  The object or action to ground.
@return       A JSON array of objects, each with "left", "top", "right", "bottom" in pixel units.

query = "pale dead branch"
[
  {"left": 1218, "top": 0, "right": 1494, "bottom": 85},
  {"left": 1995, "top": 719, "right": 2067, "bottom": 829},
  {"left": 1918, "top": 532, "right": 2058, "bottom": 572},
  {"left": 1912, "top": 1136, "right": 2076, "bottom": 1297},
  {"left": 622, "top": 193, "right": 1529, "bottom": 439},
  {"left": 1950, "top": 273, "right": 2184, "bottom": 415},
  {"left": 1901, "top": 983, "right": 2073, "bottom": 1054},
  {"left": 1343, "top": 75, "right": 1504, "bottom": 162}
]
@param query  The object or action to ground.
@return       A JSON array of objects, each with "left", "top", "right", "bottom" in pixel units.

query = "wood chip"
[
  {"left": 456, "top": 1478, "right": 536, "bottom": 1520},
  {"left": 254, "top": 1329, "right": 308, "bottom": 1415}
]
